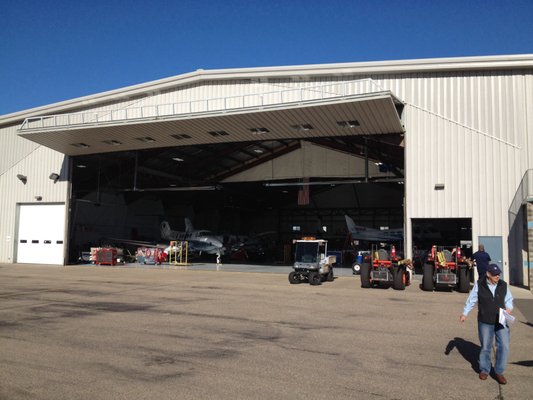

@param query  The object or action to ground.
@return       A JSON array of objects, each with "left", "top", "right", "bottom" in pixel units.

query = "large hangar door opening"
[{"left": 69, "top": 134, "right": 405, "bottom": 265}]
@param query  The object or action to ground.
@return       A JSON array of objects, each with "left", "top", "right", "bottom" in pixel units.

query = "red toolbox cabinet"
[{"left": 95, "top": 248, "right": 117, "bottom": 265}]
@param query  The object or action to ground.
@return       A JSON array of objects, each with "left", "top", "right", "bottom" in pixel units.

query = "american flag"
[{"left": 297, "top": 178, "right": 310, "bottom": 205}]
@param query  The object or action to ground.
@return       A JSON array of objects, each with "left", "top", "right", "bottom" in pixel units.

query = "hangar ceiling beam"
[{"left": 210, "top": 141, "right": 301, "bottom": 181}]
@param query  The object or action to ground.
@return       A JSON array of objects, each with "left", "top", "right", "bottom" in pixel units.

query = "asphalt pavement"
[{"left": 0, "top": 263, "right": 532, "bottom": 400}]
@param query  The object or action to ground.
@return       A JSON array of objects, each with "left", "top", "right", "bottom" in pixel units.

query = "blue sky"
[{"left": 1, "top": 0, "right": 532, "bottom": 115}]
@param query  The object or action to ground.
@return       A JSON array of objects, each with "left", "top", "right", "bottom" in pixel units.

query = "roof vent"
[
  {"left": 71, "top": 143, "right": 90, "bottom": 149},
  {"left": 208, "top": 130, "right": 230, "bottom": 137},
  {"left": 171, "top": 134, "right": 192, "bottom": 140},
  {"left": 136, "top": 137, "right": 156, "bottom": 143},
  {"left": 102, "top": 140, "right": 122, "bottom": 146},
  {"left": 290, "top": 124, "right": 313, "bottom": 131},
  {"left": 249, "top": 127, "right": 270, "bottom": 134},
  {"left": 337, "top": 120, "right": 360, "bottom": 128}
]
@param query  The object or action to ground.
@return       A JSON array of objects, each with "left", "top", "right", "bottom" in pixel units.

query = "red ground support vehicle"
[
  {"left": 422, "top": 245, "right": 471, "bottom": 292},
  {"left": 360, "top": 244, "right": 410, "bottom": 290}
]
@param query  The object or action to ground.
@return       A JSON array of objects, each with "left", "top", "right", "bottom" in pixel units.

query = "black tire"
[
  {"left": 288, "top": 271, "right": 300, "bottom": 284},
  {"left": 393, "top": 266, "right": 406, "bottom": 290},
  {"left": 457, "top": 267, "right": 470, "bottom": 293},
  {"left": 360, "top": 263, "right": 371, "bottom": 288},
  {"left": 422, "top": 263, "right": 434, "bottom": 291},
  {"left": 326, "top": 268, "right": 334, "bottom": 282},
  {"left": 308, "top": 271, "right": 321, "bottom": 286}
]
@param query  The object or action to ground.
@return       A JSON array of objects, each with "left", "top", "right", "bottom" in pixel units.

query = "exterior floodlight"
[
  {"left": 49, "top": 173, "right": 60, "bottom": 183},
  {"left": 17, "top": 174, "right": 27, "bottom": 184}
]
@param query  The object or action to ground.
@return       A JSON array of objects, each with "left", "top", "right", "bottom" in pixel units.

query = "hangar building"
[{"left": 1, "top": 54, "right": 532, "bottom": 290}]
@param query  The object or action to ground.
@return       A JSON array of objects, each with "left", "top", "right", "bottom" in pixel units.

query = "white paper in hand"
[{"left": 499, "top": 308, "right": 515, "bottom": 327}]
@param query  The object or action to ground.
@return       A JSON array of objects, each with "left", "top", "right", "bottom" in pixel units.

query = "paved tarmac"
[{"left": 0, "top": 263, "right": 532, "bottom": 400}]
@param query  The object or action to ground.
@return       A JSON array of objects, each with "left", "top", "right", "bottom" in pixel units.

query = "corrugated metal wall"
[{"left": 0, "top": 123, "right": 69, "bottom": 263}]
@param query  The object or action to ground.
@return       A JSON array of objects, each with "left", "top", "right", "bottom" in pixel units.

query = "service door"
[
  {"left": 17, "top": 204, "right": 66, "bottom": 265},
  {"left": 479, "top": 235, "right": 503, "bottom": 278}
]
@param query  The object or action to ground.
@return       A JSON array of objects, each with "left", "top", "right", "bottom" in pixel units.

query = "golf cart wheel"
[
  {"left": 393, "top": 266, "right": 406, "bottom": 290},
  {"left": 457, "top": 267, "right": 470, "bottom": 293},
  {"left": 326, "top": 268, "right": 334, "bottom": 282},
  {"left": 422, "top": 263, "right": 435, "bottom": 291},
  {"left": 360, "top": 263, "right": 371, "bottom": 288},
  {"left": 352, "top": 263, "right": 361, "bottom": 275},
  {"left": 288, "top": 271, "right": 300, "bottom": 284},
  {"left": 308, "top": 271, "right": 321, "bottom": 286}
]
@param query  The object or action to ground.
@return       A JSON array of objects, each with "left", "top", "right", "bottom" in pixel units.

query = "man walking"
[
  {"left": 460, "top": 264, "right": 514, "bottom": 384},
  {"left": 471, "top": 244, "right": 491, "bottom": 277}
]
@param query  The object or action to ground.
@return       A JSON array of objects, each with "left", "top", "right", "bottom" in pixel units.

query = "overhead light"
[
  {"left": 253, "top": 148, "right": 264, "bottom": 154},
  {"left": 434, "top": 183, "right": 445, "bottom": 190},
  {"left": 71, "top": 143, "right": 90, "bottom": 149},
  {"left": 169, "top": 184, "right": 177, "bottom": 187},
  {"left": 172, "top": 157, "right": 184, "bottom": 162},
  {"left": 171, "top": 133, "right": 191, "bottom": 140},
  {"left": 249, "top": 127, "right": 269, "bottom": 134},
  {"left": 337, "top": 120, "right": 360, "bottom": 128},
  {"left": 102, "top": 140, "right": 122, "bottom": 146},
  {"left": 49, "top": 173, "right": 60, "bottom": 183},
  {"left": 136, "top": 137, "right": 156, "bottom": 143},
  {"left": 208, "top": 130, "right": 230, "bottom": 137},
  {"left": 290, "top": 123, "right": 313, "bottom": 132},
  {"left": 76, "top": 164, "right": 87, "bottom": 168},
  {"left": 16, "top": 174, "right": 27, "bottom": 184}
]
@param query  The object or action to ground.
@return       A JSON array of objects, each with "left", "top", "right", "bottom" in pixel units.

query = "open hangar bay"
[{"left": 68, "top": 134, "right": 410, "bottom": 265}]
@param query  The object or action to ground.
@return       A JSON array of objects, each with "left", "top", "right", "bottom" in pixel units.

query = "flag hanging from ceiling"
[{"left": 297, "top": 178, "right": 310, "bottom": 206}]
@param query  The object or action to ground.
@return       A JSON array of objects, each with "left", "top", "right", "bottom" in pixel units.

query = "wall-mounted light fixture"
[
  {"left": 49, "top": 173, "right": 60, "bottom": 183},
  {"left": 34, "top": 196, "right": 42, "bottom": 201},
  {"left": 17, "top": 174, "right": 27, "bottom": 184},
  {"left": 434, "top": 183, "right": 445, "bottom": 190}
]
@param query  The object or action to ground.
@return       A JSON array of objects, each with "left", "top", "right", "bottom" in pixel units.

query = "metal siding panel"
[{"left": 0, "top": 123, "right": 69, "bottom": 263}]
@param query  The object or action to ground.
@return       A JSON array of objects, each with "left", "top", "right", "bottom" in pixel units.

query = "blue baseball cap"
[{"left": 487, "top": 264, "right": 501, "bottom": 276}]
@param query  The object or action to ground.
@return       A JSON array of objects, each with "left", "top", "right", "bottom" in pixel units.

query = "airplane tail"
[
  {"left": 344, "top": 215, "right": 358, "bottom": 234},
  {"left": 184, "top": 218, "right": 194, "bottom": 233},
  {"left": 161, "top": 221, "right": 172, "bottom": 240}
]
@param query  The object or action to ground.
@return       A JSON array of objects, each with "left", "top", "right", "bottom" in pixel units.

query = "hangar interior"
[{"left": 69, "top": 134, "right": 406, "bottom": 264}]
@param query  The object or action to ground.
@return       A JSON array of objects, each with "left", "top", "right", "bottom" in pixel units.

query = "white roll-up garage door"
[{"left": 17, "top": 204, "right": 66, "bottom": 265}]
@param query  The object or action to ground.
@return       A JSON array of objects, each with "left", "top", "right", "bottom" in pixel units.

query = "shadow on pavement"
[
  {"left": 511, "top": 360, "right": 533, "bottom": 367},
  {"left": 444, "top": 337, "right": 480, "bottom": 372}
]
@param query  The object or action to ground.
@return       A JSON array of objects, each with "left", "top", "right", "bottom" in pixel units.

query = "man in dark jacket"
[
  {"left": 471, "top": 244, "right": 491, "bottom": 277},
  {"left": 460, "top": 264, "right": 514, "bottom": 384}
]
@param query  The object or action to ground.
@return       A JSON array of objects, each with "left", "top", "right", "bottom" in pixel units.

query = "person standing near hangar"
[
  {"left": 471, "top": 244, "right": 491, "bottom": 277},
  {"left": 459, "top": 264, "right": 514, "bottom": 384}
]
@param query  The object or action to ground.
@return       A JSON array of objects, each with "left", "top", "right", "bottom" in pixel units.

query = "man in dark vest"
[{"left": 460, "top": 264, "right": 514, "bottom": 384}]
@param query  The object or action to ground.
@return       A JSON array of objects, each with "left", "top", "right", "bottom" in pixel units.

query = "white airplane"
[
  {"left": 161, "top": 218, "right": 225, "bottom": 255},
  {"left": 344, "top": 215, "right": 403, "bottom": 242}
]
